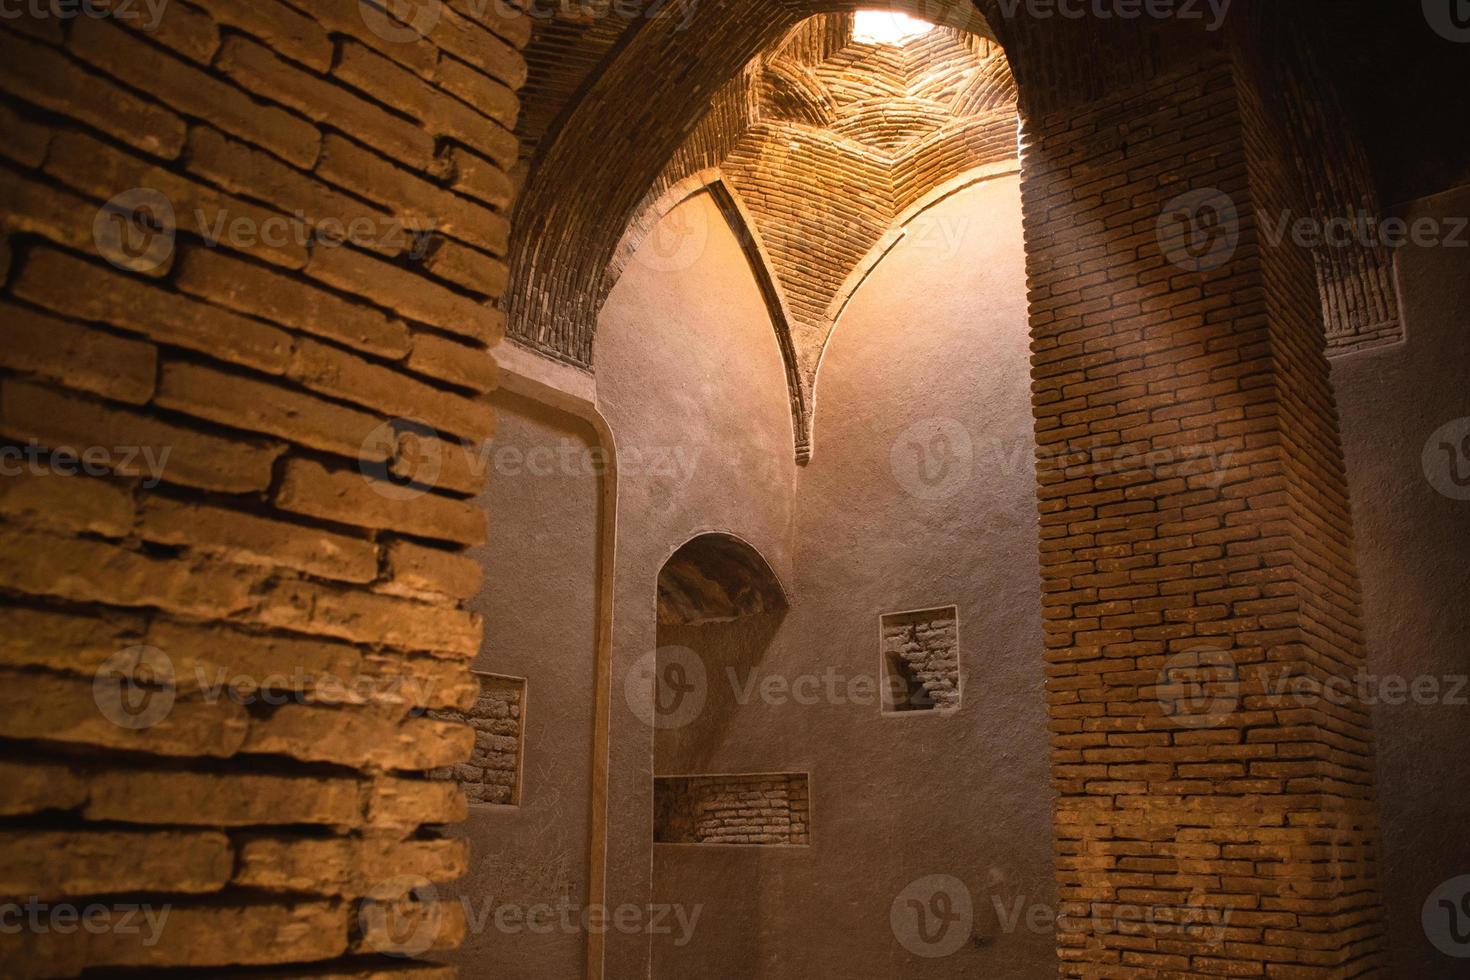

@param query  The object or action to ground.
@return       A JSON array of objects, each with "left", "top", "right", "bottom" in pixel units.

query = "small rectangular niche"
[
  {"left": 654, "top": 773, "right": 811, "bottom": 846},
  {"left": 430, "top": 672, "right": 526, "bottom": 806},
  {"left": 880, "top": 606, "right": 961, "bottom": 714}
]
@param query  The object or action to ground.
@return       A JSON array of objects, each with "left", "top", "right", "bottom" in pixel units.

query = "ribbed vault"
[
  {"left": 615, "top": 16, "right": 1018, "bottom": 458},
  {"left": 517, "top": 8, "right": 1019, "bottom": 460}
]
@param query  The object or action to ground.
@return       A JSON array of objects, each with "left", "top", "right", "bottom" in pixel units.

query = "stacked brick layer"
[
  {"left": 654, "top": 774, "right": 812, "bottom": 846},
  {"left": 1023, "top": 49, "right": 1387, "bottom": 976},
  {"left": 431, "top": 672, "right": 525, "bottom": 806},
  {"left": 881, "top": 607, "right": 961, "bottom": 711},
  {"left": 0, "top": 1, "right": 526, "bottom": 974}
]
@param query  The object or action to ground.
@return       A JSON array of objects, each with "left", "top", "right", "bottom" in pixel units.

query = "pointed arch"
[
  {"left": 657, "top": 532, "right": 790, "bottom": 626},
  {"left": 611, "top": 170, "right": 812, "bottom": 463}
]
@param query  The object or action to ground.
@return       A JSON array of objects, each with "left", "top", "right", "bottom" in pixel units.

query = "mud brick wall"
[
  {"left": 1024, "top": 47, "right": 1387, "bottom": 976},
  {"left": 0, "top": 1, "right": 527, "bottom": 975},
  {"left": 431, "top": 672, "right": 524, "bottom": 805},
  {"left": 655, "top": 774, "right": 811, "bottom": 846},
  {"left": 881, "top": 607, "right": 960, "bottom": 711}
]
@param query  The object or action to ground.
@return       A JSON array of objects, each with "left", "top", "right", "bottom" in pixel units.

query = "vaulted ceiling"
[
  {"left": 610, "top": 16, "right": 1019, "bottom": 458},
  {"left": 512, "top": 9, "right": 1019, "bottom": 459}
]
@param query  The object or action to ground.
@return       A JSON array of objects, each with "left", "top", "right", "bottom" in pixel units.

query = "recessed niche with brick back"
[
  {"left": 654, "top": 773, "right": 811, "bottom": 846},
  {"left": 430, "top": 672, "right": 526, "bottom": 806},
  {"left": 880, "top": 607, "right": 961, "bottom": 713}
]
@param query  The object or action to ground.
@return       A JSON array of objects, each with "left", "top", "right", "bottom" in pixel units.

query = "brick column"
[
  {"left": 0, "top": 4, "right": 526, "bottom": 975},
  {"left": 1022, "top": 53, "right": 1388, "bottom": 976}
]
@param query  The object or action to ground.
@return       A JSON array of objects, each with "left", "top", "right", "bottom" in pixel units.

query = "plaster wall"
[
  {"left": 1332, "top": 183, "right": 1470, "bottom": 979},
  {"left": 594, "top": 189, "right": 801, "bottom": 978},
  {"left": 448, "top": 390, "right": 603, "bottom": 979},
  {"left": 587, "top": 176, "right": 1057, "bottom": 978},
  {"left": 650, "top": 175, "right": 1054, "bottom": 979}
]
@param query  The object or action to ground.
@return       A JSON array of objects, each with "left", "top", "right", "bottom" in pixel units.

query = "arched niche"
[{"left": 656, "top": 533, "right": 789, "bottom": 627}]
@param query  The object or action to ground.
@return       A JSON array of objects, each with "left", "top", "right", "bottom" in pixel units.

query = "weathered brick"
[
  {"left": 114, "top": 0, "right": 222, "bottom": 62},
  {"left": 443, "top": 145, "right": 515, "bottom": 211},
  {"left": 422, "top": 236, "right": 510, "bottom": 295},
  {"left": 183, "top": 127, "right": 407, "bottom": 261},
  {"left": 315, "top": 133, "right": 510, "bottom": 256},
  {"left": 252, "top": 574, "right": 484, "bottom": 656},
  {"left": 187, "top": 0, "right": 334, "bottom": 71},
  {"left": 138, "top": 496, "right": 379, "bottom": 583},
  {"left": 436, "top": 55, "right": 520, "bottom": 129},
  {"left": 445, "top": 0, "right": 532, "bottom": 49},
  {"left": 85, "top": 768, "right": 361, "bottom": 826},
  {"left": 69, "top": 17, "right": 320, "bottom": 168},
  {"left": 365, "top": 776, "right": 468, "bottom": 830},
  {"left": 0, "top": 28, "right": 184, "bottom": 158},
  {"left": 0, "top": 760, "right": 87, "bottom": 817},
  {"left": 0, "top": 168, "right": 170, "bottom": 277},
  {"left": 1, "top": 380, "right": 284, "bottom": 494},
  {"left": 0, "top": 527, "right": 276, "bottom": 631},
  {"left": 217, "top": 36, "right": 435, "bottom": 170},
  {"left": 294, "top": 0, "right": 439, "bottom": 78},
  {"left": 2, "top": 902, "right": 349, "bottom": 975},
  {"left": 0, "top": 667, "right": 250, "bottom": 758},
  {"left": 45, "top": 129, "right": 309, "bottom": 270},
  {"left": 354, "top": 893, "right": 466, "bottom": 956},
  {"left": 305, "top": 242, "right": 505, "bottom": 343},
  {"left": 407, "top": 332, "right": 499, "bottom": 393},
  {"left": 0, "top": 607, "right": 143, "bottom": 678},
  {"left": 425, "top": 3, "right": 528, "bottom": 92},
  {"left": 0, "top": 470, "right": 136, "bottom": 538},
  {"left": 289, "top": 337, "right": 496, "bottom": 442},
  {"left": 0, "top": 100, "right": 51, "bottom": 167},
  {"left": 156, "top": 360, "right": 391, "bottom": 462},
  {"left": 144, "top": 619, "right": 478, "bottom": 710},
  {"left": 235, "top": 836, "right": 467, "bottom": 895},
  {"left": 392, "top": 429, "right": 482, "bottom": 497},
  {"left": 384, "top": 538, "right": 484, "bottom": 601},
  {"left": 244, "top": 704, "right": 474, "bottom": 770},
  {"left": 0, "top": 300, "right": 157, "bottom": 404},
  {"left": 174, "top": 246, "right": 411, "bottom": 358},
  {"left": 333, "top": 41, "right": 518, "bottom": 170},
  {"left": 0, "top": 830, "right": 232, "bottom": 900},
  {"left": 12, "top": 248, "right": 292, "bottom": 374}
]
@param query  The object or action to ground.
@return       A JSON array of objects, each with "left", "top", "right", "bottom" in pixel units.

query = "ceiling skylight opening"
[{"left": 853, "top": 10, "right": 936, "bottom": 46}]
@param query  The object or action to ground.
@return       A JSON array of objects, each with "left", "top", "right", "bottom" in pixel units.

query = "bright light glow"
[{"left": 852, "top": 10, "right": 935, "bottom": 45}]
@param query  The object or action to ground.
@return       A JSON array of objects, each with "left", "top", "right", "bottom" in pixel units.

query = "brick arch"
[
  {"left": 657, "top": 531, "right": 791, "bottom": 626},
  {"left": 612, "top": 171, "right": 811, "bottom": 458},
  {"left": 514, "top": 4, "right": 1021, "bottom": 459},
  {"left": 505, "top": 0, "right": 1009, "bottom": 369},
  {"left": 809, "top": 158, "right": 1020, "bottom": 444}
]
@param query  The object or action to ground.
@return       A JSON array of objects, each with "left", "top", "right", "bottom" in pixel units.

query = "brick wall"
[
  {"left": 654, "top": 774, "right": 811, "bottom": 846},
  {"left": 1023, "top": 43, "right": 1387, "bottom": 975},
  {"left": 881, "top": 606, "right": 961, "bottom": 712},
  {"left": 431, "top": 672, "right": 525, "bottom": 806},
  {"left": 0, "top": 1, "right": 525, "bottom": 974}
]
